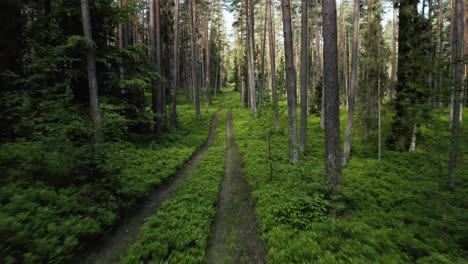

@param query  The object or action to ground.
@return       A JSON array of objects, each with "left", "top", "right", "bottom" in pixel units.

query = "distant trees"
[
  {"left": 299, "top": 0, "right": 308, "bottom": 152},
  {"left": 343, "top": 0, "right": 360, "bottom": 165}
]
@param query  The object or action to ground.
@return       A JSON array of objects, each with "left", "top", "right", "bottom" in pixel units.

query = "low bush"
[
  {"left": 123, "top": 108, "right": 227, "bottom": 264},
  {"left": 231, "top": 93, "right": 468, "bottom": 263}
]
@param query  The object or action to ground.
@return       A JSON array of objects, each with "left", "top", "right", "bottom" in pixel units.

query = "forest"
[{"left": 0, "top": 0, "right": 467, "bottom": 263}]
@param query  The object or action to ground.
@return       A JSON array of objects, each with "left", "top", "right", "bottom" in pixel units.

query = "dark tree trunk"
[
  {"left": 189, "top": 0, "right": 201, "bottom": 120},
  {"left": 300, "top": 0, "right": 308, "bottom": 152},
  {"left": 80, "top": 0, "right": 102, "bottom": 142},
  {"left": 155, "top": 0, "right": 166, "bottom": 133},
  {"left": 259, "top": 3, "right": 268, "bottom": 109},
  {"left": 172, "top": 0, "right": 180, "bottom": 129},
  {"left": 448, "top": 0, "right": 464, "bottom": 190},
  {"left": 268, "top": 0, "right": 280, "bottom": 130},
  {"left": 246, "top": 0, "right": 256, "bottom": 113},
  {"left": 322, "top": 0, "right": 342, "bottom": 192},
  {"left": 280, "top": 0, "right": 299, "bottom": 163}
]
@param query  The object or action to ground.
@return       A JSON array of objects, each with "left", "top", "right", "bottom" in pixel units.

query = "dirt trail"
[
  {"left": 206, "top": 98, "right": 266, "bottom": 264},
  {"left": 77, "top": 102, "right": 224, "bottom": 264}
]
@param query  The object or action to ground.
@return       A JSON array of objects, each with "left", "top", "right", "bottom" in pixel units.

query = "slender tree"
[
  {"left": 322, "top": 0, "right": 342, "bottom": 192},
  {"left": 343, "top": 0, "right": 360, "bottom": 165},
  {"left": 300, "top": 0, "right": 308, "bottom": 152},
  {"left": 171, "top": 0, "right": 180, "bottom": 128},
  {"left": 448, "top": 0, "right": 464, "bottom": 190},
  {"left": 80, "top": 0, "right": 102, "bottom": 142},
  {"left": 268, "top": 0, "right": 280, "bottom": 130},
  {"left": 280, "top": 0, "right": 299, "bottom": 163},
  {"left": 246, "top": 0, "right": 256, "bottom": 113},
  {"left": 259, "top": 3, "right": 268, "bottom": 108},
  {"left": 189, "top": 0, "right": 201, "bottom": 120}
]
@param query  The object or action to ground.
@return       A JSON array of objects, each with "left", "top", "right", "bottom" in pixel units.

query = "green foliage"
[
  {"left": 123, "top": 108, "right": 227, "bottom": 264},
  {"left": 0, "top": 101, "right": 222, "bottom": 263},
  {"left": 231, "top": 93, "right": 468, "bottom": 263}
]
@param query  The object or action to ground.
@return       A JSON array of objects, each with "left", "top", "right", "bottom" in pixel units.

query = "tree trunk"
[
  {"left": 80, "top": 0, "right": 102, "bottom": 142},
  {"left": 246, "top": 0, "right": 256, "bottom": 114},
  {"left": 155, "top": 0, "right": 165, "bottom": 133},
  {"left": 171, "top": 0, "right": 180, "bottom": 128},
  {"left": 390, "top": 0, "right": 397, "bottom": 99},
  {"left": 205, "top": 1, "right": 215, "bottom": 108},
  {"left": 322, "top": 0, "right": 342, "bottom": 192},
  {"left": 259, "top": 3, "right": 268, "bottom": 109},
  {"left": 300, "top": 0, "right": 308, "bottom": 152},
  {"left": 448, "top": 0, "right": 464, "bottom": 190},
  {"left": 189, "top": 0, "right": 201, "bottom": 120},
  {"left": 280, "top": 0, "right": 299, "bottom": 163},
  {"left": 343, "top": 0, "right": 360, "bottom": 165},
  {"left": 268, "top": 0, "right": 280, "bottom": 130}
]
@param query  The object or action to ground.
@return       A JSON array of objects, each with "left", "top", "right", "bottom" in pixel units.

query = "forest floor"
[
  {"left": 206, "top": 96, "right": 266, "bottom": 264},
  {"left": 79, "top": 98, "right": 225, "bottom": 264}
]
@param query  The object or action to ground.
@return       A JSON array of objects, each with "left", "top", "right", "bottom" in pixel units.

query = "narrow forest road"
[
  {"left": 77, "top": 98, "right": 225, "bottom": 264},
  {"left": 206, "top": 97, "right": 266, "bottom": 264}
]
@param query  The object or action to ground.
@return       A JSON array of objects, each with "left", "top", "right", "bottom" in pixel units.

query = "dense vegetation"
[
  {"left": 1, "top": 0, "right": 467, "bottom": 263},
  {"left": 0, "top": 103, "right": 221, "bottom": 263},
  {"left": 232, "top": 95, "right": 468, "bottom": 263},
  {"left": 124, "top": 106, "right": 227, "bottom": 263}
]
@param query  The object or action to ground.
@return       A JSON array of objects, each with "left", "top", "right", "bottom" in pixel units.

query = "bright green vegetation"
[
  {"left": 123, "top": 108, "right": 228, "bottom": 264},
  {"left": 0, "top": 101, "right": 221, "bottom": 264},
  {"left": 231, "top": 93, "right": 468, "bottom": 263}
]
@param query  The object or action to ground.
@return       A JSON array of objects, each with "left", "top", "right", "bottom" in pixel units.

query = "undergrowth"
[
  {"left": 0, "top": 99, "right": 221, "bottom": 264},
  {"left": 231, "top": 92, "right": 468, "bottom": 263},
  {"left": 122, "top": 107, "right": 228, "bottom": 264}
]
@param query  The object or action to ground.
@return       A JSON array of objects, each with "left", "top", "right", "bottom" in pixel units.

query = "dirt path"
[
  {"left": 77, "top": 102, "right": 224, "bottom": 264},
  {"left": 206, "top": 98, "right": 266, "bottom": 264}
]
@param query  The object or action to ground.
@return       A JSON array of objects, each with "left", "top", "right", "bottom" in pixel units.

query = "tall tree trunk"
[
  {"left": 280, "top": 0, "right": 299, "bottom": 163},
  {"left": 155, "top": 0, "right": 165, "bottom": 133},
  {"left": 448, "top": 0, "right": 464, "bottom": 190},
  {"left": 246, "top": 0, "right": 257, "bottom": 114},
  {"left": 268, "top": 0, "right": 280, "bottom": 130},
  {"left": 259, "top": 3, "right": 268, "bottom": 109},
  {"left": 205, "top": 1, "right": 215, "bottom": 108},
  {"left": 189, "top": 0, "right": 201, "bottom": 120},
  {"left": 171, "top": 0, "right": 180, "bottom": 128},
  {"left": 343, "top": 0, "right": 360, "bottom": 165},
  {"left": 322, "top": 0, "right": 342, "bottom": 192},
  {"left": 80, "top": 0, "right": 102, "bottom": 142},
  {"left": 300, "top": 0, "right": 308, "bottom": 152},
  {"left": 390, "top": 0, "right": 397, "bottom": 99},
  {"left": 149, "top": 0, "right": 158, "bottom": 132}
]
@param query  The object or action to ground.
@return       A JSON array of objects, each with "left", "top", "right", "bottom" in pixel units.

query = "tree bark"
[
  {"left": 343, "top": 0, "right": 360, "bottom": 165},
  {"left": 448, "top": 0, "right": 464, "bottom": 190},
  {"left": 155, "top": 0, "right": 165, "bottom": 133},
  {"left": 280, "top": 0, "right": 300, "bottom": 163},
  {"left": 205, "top": 1, "right": 215, "bottom": 108},
  {"left": 80, "top": 0, "right": 102, "bottom": 142},
  {"left": 268, "top": 0, "right": 280, "bottom": 130},
  {"left": 322, "top": 0, "right": 342, "bottom": 192},
  {"left": 300, "top": 0, "right": 308, "bottom": 152},
  {"left": 246, "top": 0, "right": 256, "bottom": 114},
  {"left": 171, "top": 0, "right": 180, "bottom": 128},
  {"left": 189, "top": 0, "right": 201, "bottom": 120},
  {"left": 259, "top": 3, "right": 268, "bottom": 109},
  {"left": 390, "top": 0, "right": 397, "bottom": 99}
]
